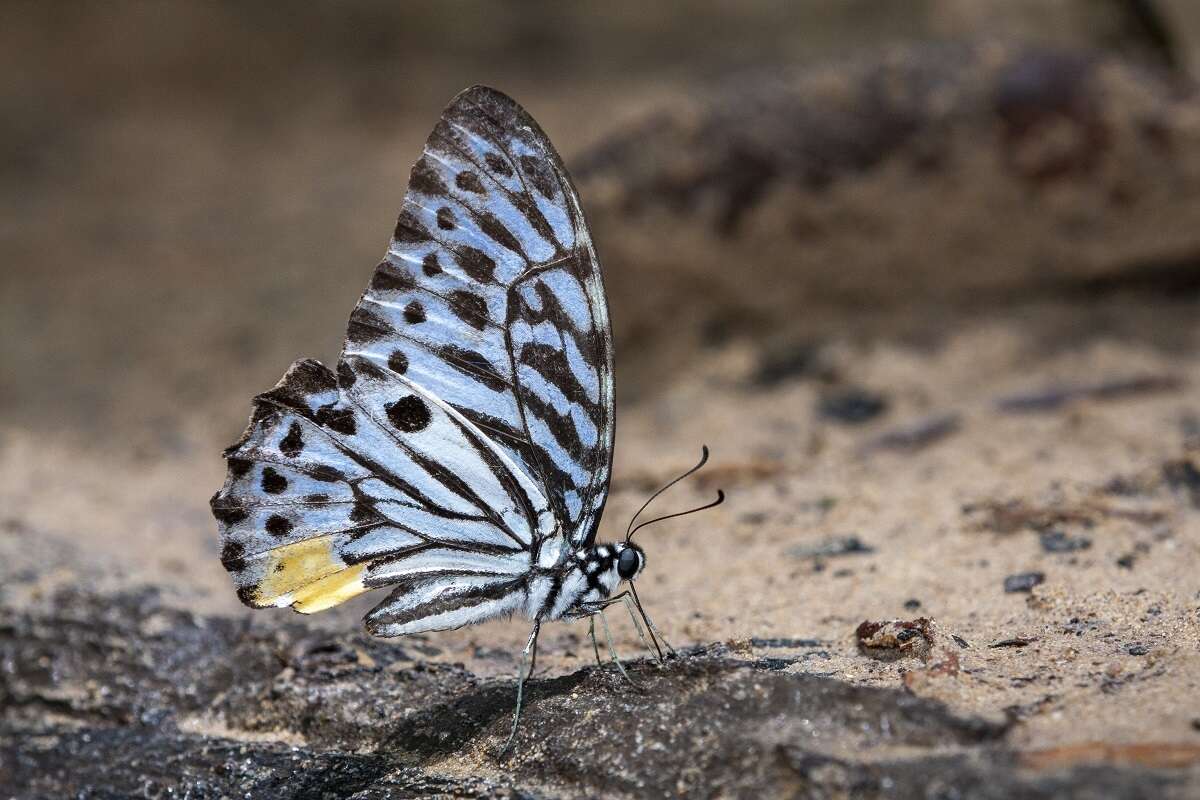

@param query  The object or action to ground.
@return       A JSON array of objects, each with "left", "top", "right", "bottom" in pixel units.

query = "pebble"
[
  {"left": 1004, "top": 572, "right": 1045, "bottom": 593},
  {"left": 818, "top": 388, "right": 888, "bottom": 424},
  {"left": 1039, "top": 530, "right": 1092, "bottom": 553}
]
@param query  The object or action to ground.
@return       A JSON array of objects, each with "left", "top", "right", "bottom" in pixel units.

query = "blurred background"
[
  {"left": 4, "top": 0, "right": 1200, "bottom": 607},
  {"left": 5, "top": 0, "right": 1199, "bottom": 451}
]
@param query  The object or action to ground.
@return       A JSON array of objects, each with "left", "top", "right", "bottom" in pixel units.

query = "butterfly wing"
[
  {"left": 211, "top": 358, "right": 551, "bottom": 633},
  {"left": 212, "top": 86, "right": 614, "bottom": 635},
  {"left": 348, "top": 85, "right": 615, "bottom": 549}
]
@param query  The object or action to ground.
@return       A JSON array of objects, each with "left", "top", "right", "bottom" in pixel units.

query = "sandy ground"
[{"left": 5, "top": 297, "right": 1200, "bottom": 757}]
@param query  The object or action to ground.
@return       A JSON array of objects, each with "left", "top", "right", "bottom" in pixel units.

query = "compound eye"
[{"left": 617, "top": 548, "right": 640, "bottom": 580}]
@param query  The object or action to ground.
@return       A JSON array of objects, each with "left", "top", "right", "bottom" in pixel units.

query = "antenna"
[
  {"left": 625, "top": 445, "right": 712, "bottom": 541},
  {"left": 627, "top": 490, "right": 725, "bottom": 541}
]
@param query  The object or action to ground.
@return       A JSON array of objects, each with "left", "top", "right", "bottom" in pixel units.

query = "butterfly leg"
[
  {"left": 619, "top": 593, "right": 662, "bottom": 665},
  {"left": 582, "top": 592, "right": 656, "bottom": 664},
  {"left": 636, "top": 603, "right": 678, "bottom": 660},
  {"left": 630, "top": 583, "right": 677, "bottom": 659},
  {"left": 588, "top": 615, "right": 603, "bottom": 667},
  {"left": 528, "top": 624, "right": 540, "bottom": 677},
  {"left": 598, "top": 609, "right": 640, "bottom": 690},
  {"left": 500, "top": 618, "right": 541, "bottom": 756}
]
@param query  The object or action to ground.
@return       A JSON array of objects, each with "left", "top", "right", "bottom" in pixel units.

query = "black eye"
[{"left": 617, "top": 548, "right": 640, "bottom": 579}]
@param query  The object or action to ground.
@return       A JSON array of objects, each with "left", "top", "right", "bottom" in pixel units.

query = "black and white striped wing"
[
  {"left": 346, "top": 85, "right": 615, "bottom": 548},
  {"left": 212, "top": 87, "right": 614, "bottom": 636},
  {"left": 212, "top": 358, "right": 555, "bottom": 635}
]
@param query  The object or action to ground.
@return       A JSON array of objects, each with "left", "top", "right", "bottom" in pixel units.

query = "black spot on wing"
[
  {"left": 265, "top": 515, "right": 293, "bottom": 537},
  {"left": 448, "top": 291, "right": 488, "bottom": 331},
  {"left": 279, "top": 422, "right": 304, "bottom": 457},
  {"left": 436, "top": 207, "right": 456, "bottom": 230},
  {"left": 315, "top": 405, "right": 356, "bottom": 436},
  {"left": 476, "top": 210, "right": 526, "bottom": 259},
  {"left": 456, "top": 171, "right": 486, "bottom": 193},
  {"left": 485, "top": 152, "right": 513, "bottom": 177},
  {"left": 385, "top": 395, "right": 432, "bottom": 433},
  {"left": 220, "top": 540, "right": 246, "bottom": 571},
  {"left": 311, "top": 465, "right": 344, "bottom": 483},
  {"left": 394, "top": 209, "right": 431, "bottom": 243},
  {"left": 228, "top": 458, "right": 253, "bottom": 478},
  {"left": 350, "top": 500, "right": 383, "bottom": 525},
  {"left": 257, "top": 359, "right": 338, "bottom": 414},
  {"left": 410, "top": 157, "right": 449, "bottom": 197},
  {"left": 347, "top": 307, "right": 391, "bottom": 344},
  {"left": 422, "top": 253, "right": 442, "bottom": 276},
  {"left": 352, "top": 356, "right": 390, "bottom": 384},
  {"left": 370, "top": 263, "right": 416, "bottom": 292},
  {"left": 336, "top": 360, "right": 357, "bottom": 389},
  {"left": 519, "top": 154, "right": 557, "bottom": 199},
  {"left": 387, "top": 350, "right": 409, "bottom": 374},
  {"left": 212, "top": 500, "right": 248, "bottom": 526},
  {"left": 404, "top": 301, "right": 426, "bottom": 324},
  {"left": 261, "top": 467, "right": 288, "bottom": 495},
  {"left": 456, "top": 246, "right": 496, "bottom": 283}
]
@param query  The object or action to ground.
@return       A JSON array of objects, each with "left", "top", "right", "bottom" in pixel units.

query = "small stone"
[
  {"left": 1126, "top": 643, "right": 1149, "bottom": 656},
  {"left": 817, "top": 388, "right": 888, "bottom": 424},
  {"left": 788, "top": 535, "right": 874, "bottom": 559},
  {"left": 904, "top": 598, "right": 922, "bottom": 610},
  {"left": 1004, "top": 572, "right": 1045, "bottom": 593},
  {"left": 1116, "top": 554, "right": 1137, "bottom": 570},
  {"left": 1039, "top": 530, "right": 1092, "bottom": 553}
]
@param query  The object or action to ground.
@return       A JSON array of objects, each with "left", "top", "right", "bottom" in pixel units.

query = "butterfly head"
[{"left": 615, "top": 541, "right": 646, "bottom": 582}]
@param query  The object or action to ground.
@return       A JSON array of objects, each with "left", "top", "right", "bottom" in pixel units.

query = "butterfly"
[{"left": 210, "top": 86, "right": 722, "bottom": 751}]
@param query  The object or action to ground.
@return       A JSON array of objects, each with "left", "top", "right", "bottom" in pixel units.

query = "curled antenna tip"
[
  {"left": 626, "top": 486, "right": 727, "bottom": 541},
  {"left": 625, "top": 444, "right": 715, "bottom": 540}
]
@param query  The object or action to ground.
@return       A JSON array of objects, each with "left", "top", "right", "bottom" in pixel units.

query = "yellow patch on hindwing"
[
  {"left": 291, "top": 563, "right": 369, "bottom": 613},
  {"left": 252, "top": 537, "right": 368, "bottom": 612}
]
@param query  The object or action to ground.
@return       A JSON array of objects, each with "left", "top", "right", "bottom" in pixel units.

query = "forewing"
[{"left": 344, "top": 85, "right": 615, "bottom": 550}]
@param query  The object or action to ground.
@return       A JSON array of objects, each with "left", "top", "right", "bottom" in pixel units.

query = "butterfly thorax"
[{"left": 531, "top": 541, "right": 645, "bottom": 621}]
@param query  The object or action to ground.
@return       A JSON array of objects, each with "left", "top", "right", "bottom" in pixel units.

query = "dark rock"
[
  {"left": 860, "top": 413, "right": 962, "bottom": 453},
  {"left": 3, "top": 588, "right": 1195, "bottom": 798},
  {"left": 995, "top": 375, "right": 1182, "bottom": 414},
  {"left": 1004, "top": 572, "right": 1046, "bottom": 593},
  {"left": 752, "top": 340, "right": 826, "bottom": 386},
  {"left": 1163, "top": 459, "right": 1200, "bottom": 508},
  {"left": 789, "top": 535, "right": 875, "bottom": 559},
  {"left": 990, "top": 637, "right": 1038, "bottom": 648},
  {"left": 1040, "top": 530, "right": 1093, "bottom": 553},
  {"left": 904, "top": 599, "right": 922, "bottom": 610},
  {"left": 818, "top": 388, "right": 888, "bottom": 424},
  {"left": 748, "top": 637, "right": 825, "bottom": 649},
  {"left": 1127, "top": 643, "right": 1150, "bottom": 656}
]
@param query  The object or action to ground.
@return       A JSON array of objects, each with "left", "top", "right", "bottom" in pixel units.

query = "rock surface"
[{"left": 5, "top": 589, "right": 1197, "bottom": 798}]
